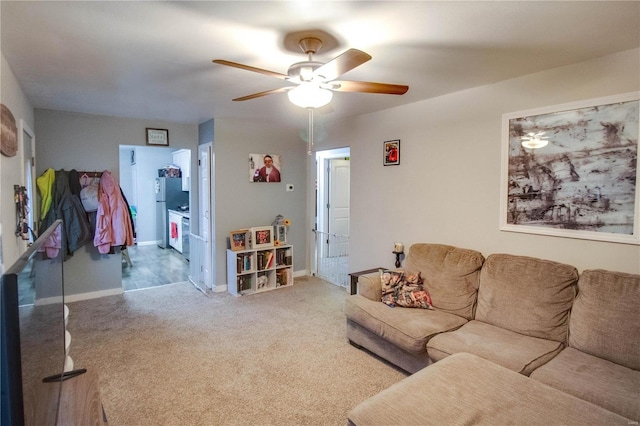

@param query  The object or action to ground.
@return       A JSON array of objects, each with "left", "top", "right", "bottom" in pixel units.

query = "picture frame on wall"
[
  {"left": 500, "top": 92, "right": 640, "bottom": 245},
  {"left": 383, "top": 140, "right": 400, "bottom": 166},
  {"left": 251, "top": 226, "right": 274, "bottom": 249},
  {"left": 146, "top": 128, "right": 169, "bottom": 146},
  {"left": 250, "top": 153, "right": 282, "bottom": 182},
  {"left": 230, "top": 229, "right": 249, "bottom": 251}
]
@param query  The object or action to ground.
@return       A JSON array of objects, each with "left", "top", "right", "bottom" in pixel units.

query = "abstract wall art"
[{"left": 500, "top": 92, "right": 640, "bottom": 245}]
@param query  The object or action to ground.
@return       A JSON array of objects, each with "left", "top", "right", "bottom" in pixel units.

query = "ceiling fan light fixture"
[{"left": 287, "top": 83, "right": 333, "bottom": 108}]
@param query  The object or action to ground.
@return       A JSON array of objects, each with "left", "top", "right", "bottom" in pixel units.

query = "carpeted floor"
[{"left": 65, "top": 276, "right": 407, "bottom": 425}]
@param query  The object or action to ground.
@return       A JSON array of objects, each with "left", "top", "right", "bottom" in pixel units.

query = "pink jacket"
[
  {"left": 39, "top": 224, "right": 62, "bottom": 259},
  {"left": 93, "top": 171, "right": 134, "bottom": 254}
]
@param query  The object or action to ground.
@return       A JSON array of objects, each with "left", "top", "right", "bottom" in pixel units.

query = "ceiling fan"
[
  {"left": 521, "top": 131, "right": 550, "bottom": 149},
  {"left": 212, "top": 36, "right": 409, "bottom": 109}
]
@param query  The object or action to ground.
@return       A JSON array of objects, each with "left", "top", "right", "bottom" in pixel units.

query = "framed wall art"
[
  {"left": 146, "top": 128, "right": 169, "bottom": 146},
  {"left": 500, "top": 92, "right": 640, "bottom": 245},
  {"left": 250, "top": 153, "right": 282, "bottom": 182},
  {"left": 383, "top": 140, "right": 400, "bottom": 166},
  {"left": 251, "top": 226, "right": 274, "bottom": 249}
]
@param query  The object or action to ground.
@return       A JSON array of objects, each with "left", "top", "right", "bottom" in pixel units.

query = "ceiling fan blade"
[
  {"left": 313, "top": 49, "right": 372, "bottom": 81},
  {"left": 331, "top": 80, "right": 409, "bottom": 95},
  {"left": 213, "top": 59, "right": 289, "bottom": 80},
  {"left": 232, "top": 87, "right": 290, "bottom": 102}
]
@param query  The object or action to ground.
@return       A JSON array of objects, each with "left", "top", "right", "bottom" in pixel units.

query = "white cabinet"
[
  {"left": 168, "top": 210, "right": 182, "bottom": 253},
  {"left": 227, "top": 245, "right": 293, "bottom": 296},
  {"left": 172, "top": 149, "right": 190, "bottom": 191}
]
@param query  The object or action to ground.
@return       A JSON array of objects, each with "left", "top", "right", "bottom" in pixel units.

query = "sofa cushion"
[
  {"left": 475, "top": 253, "right": 578, "bottom": 342},
  {"left": 404, "top": 244, "right": 484, "bottom": 320},
  {"left": 569, "top": 269, "right": 640, "bottom": 370},
  {"left": 348, "top": 352, "right": 631, "bottom": 426},
  {"left": 426, "top": 320, "right": 563, "bottom": 375},
  {"left": 530, "top": 347, "right": 640, "bottom": 421},
  {"left": 344, "top": 294, "right": 467, "bottom": 355}
]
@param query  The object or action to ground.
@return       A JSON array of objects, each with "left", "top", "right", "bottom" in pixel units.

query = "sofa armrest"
[{"left": 358, "top": 272, "right": 382, "bottom": 301}]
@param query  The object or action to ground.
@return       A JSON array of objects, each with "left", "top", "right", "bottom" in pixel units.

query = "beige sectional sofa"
[{"left": 345, "top": 243, "right": 639, "bottom": 424}]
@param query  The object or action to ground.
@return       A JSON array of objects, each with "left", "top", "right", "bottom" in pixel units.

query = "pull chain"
[{"left": 307, "top": 107, "right": 314, "bottom": 156}]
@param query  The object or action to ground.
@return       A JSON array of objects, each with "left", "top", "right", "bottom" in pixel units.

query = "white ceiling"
[{"left": 2, "top": 1, "right": 639, "bottom": 128}]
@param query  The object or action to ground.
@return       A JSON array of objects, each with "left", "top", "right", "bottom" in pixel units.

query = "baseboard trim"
[
  {"left": 135, "top": 240, "right": 160, "bottom": 246},
  {"left": 211, "top": 284, "right": 227, "bottom": 293},
  {"left": 64, "top": 288, "right": 123, "bottom": 303}
]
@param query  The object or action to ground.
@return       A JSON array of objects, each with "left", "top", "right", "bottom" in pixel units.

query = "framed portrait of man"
[{"left": 250, "top": 153, "right": 282, "bottom": 183}]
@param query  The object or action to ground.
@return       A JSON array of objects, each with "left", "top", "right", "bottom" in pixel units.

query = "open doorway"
[
  {"left": 16, "top": 120, "right": 37, "bottom": 306},
  {"left": 314, "top": 147, "right": 350, "bottom": 288},
  {"left": 118, "top": 145, "right": 191, "bottom": 291}
]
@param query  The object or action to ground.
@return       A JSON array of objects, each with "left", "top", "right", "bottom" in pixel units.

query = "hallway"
[{"left": 122, "top": 244, "right": 189, "bottom": 291}]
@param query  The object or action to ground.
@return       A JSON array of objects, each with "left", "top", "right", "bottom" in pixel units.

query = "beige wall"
[{"left": 323, "top": 48, "right": 640, "bottom": 274}]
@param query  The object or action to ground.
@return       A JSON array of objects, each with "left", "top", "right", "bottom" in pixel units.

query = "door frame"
[
  {"left": 314, "top": 147, "right": 350, "bottom": 275},
  {"left": 19, "top": 120, "right": 36, "bottom": 242},
  {"left": 198, "top": 142, "right": 216, "bottom": 291}
]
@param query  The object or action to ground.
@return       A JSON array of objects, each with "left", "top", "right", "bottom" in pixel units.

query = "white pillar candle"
[{"left": 394, "top": 242, "right": 404, "bottom": 253}]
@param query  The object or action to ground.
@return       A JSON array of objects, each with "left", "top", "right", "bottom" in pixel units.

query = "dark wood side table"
[{"left": 349, "top": 267, "right": 385, "bottom": 295}]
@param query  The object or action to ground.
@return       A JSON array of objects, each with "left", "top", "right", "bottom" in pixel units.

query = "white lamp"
[{"left": 288, "top": 83, "right": 333, "bottom": 109}]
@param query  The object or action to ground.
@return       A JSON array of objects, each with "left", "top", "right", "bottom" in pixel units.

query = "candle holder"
[{"left": 392, "top": 251, "right": 403, "bottom": 268}]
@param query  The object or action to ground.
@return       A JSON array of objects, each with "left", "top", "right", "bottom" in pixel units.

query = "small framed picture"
[
  {"left": 229, "top": 229, "right": 249, "bottom": 251},
  {"left": 251, "top": 226, "right": 274, "bottom": 249},
  {"left": 383, "top": 139, "right": 400, "bottom": 166},
  {"left": 146, "top": 128, "right": 169, "bottom": 146},
  {"left": 274, "top": 225, "right": 287, "bottom": 244}
]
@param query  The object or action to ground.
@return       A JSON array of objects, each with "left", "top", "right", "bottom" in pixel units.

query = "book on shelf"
[
  {"left": 238, "top": 275, "right": 252, "bottom": 292},
  {"left": 255, "top": 250, "right": 275, "bottom": 270},
  {"left": 276, "top": 269, "right": 291, "bottom": 287},
  {"left": 237, "top": 253, "right": 253, "bottom": 273}
]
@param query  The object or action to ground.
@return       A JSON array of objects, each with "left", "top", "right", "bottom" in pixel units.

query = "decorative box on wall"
[{"left": 226, "top": 245, "right": 293, "bottom": 296}]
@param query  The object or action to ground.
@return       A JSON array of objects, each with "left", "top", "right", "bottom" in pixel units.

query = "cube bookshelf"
[{"left": 227, "top": 245, "right": 293, "bottom": 296}]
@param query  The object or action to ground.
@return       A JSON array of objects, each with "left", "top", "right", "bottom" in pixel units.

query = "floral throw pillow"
[{"left": 380, "top": 270, "right": 433, "bottom": 309}]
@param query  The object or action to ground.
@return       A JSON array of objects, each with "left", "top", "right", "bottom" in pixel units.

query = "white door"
[
  {"left": 197, "top": 143, "right": 214, "bottom": 289},
  {"left": 327, "top": 159, "right": 350, "bottom": 257}
]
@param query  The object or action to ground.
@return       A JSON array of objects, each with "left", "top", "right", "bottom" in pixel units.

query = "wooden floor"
[{"left": 121, "top": 244, "right": 189, "bottom": 291}]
